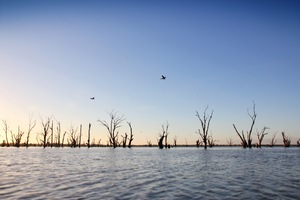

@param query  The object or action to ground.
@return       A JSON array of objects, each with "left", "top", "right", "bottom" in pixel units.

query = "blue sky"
[{"left": 0, "top": 0, "right": 299, "bottom": 145}]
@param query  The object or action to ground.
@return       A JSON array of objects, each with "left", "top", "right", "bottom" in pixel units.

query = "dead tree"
[
  {"left": 78, "top": 124, "right": 82, "bottom": 148},
  {"left": 233, "top": 102, "right": 257, "bottom": 148},
  {"left": 26, "top": 115, "right": 36, "bottom": 148},
  {"left": 256, "top": 127, "right": 269, "bottom": 148},
  {"left": 173, "top": 135, "right": 178, "bottom": 147},
  {"left": 12, "top": 126, "right": 25, "bottom": 147},
  {"left": 281, "top": 132, "right": 291, "bottom": 147},
  {"left": 68, "top": 125, "right": 78, "bottom": 148},
  {"left": 162, "top": 122, "right": 169, "bottom": 149},
  {"left": 196, "top": 139, "right": 200, "bottom": 147},
  {"left": 207, "top": 134, "right": 216, "bottom": 148},
  {"left": 297, "top": 139, "right": 300, "bottom": 147},
  {"left": 2, "top": 120, "right": 10, "bottom": 147},
  {"left": 98, "top": 111, "right": 124, "bottom": 148},
  {"left": 40, "top": 117, "right": 52, "bottom": 148},
  {"left": 121, "top": 133, "right": 128, "bottom": 148},
  {"left": 147, "top": 139, "right": 152, "bottom": 147},
  {"left": 56, "top": 122, "right": 61, "bottom": 147},
  {"left": 158, "top": 133, "right": 165, "bottom": 149},
  {"left": 87, "top": 123, "right": 91, "bottom": 148},
  {"left": 50, "top": 121, "right": 54, "bottom": 148},
  {"left": 127, "top": 122, "right": 134, "bottom": 148},
  {"left": 61, "top": 131, "right": 67, "bottom": 148},
  {"left": 227, "top": 138, "right": 233, "bottom": 146},
  {"left": 269, "top": 132, "right": 277, "bottom": 147},
  {"left": 196, "top": 106, "right": 214, "bottom": 149}
]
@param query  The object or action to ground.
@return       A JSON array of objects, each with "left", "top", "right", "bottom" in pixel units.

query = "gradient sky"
[{"left": 0, "top": 0, "right": 299, "bottom": 145}]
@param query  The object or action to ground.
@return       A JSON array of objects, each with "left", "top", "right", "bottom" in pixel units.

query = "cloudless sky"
[{"left": 0, "top": 0, "right": 299, "bottom": 145}]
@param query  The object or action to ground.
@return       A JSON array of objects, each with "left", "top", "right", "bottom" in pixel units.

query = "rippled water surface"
[{"left": 0, "top": 147, "right": 299, "bottom": 199}]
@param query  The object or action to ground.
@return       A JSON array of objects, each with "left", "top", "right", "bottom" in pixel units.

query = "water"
[{"left": 0, "top": 147, "right": 299, "bottom": 199}]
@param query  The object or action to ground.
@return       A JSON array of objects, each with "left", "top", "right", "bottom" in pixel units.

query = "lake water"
[{"left": 0, "top": 147, "right": 299, "bottom": 199}]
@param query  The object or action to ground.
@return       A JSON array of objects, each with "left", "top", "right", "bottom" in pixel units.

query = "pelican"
[
  {"left": 90, "top": 97, "right": 95, "bottom": 100},
  {"left": 161, "top": 75, "right": 166, "bottom": 80}
]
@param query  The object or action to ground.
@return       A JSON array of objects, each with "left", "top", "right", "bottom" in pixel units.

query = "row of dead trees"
[{"left": 1, "top": 106, "right": 299, "bottom": 148}]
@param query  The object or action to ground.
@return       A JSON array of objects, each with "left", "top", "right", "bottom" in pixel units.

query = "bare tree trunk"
[
  {"left": 26, "top": 115, "right": 36, "bottom": 148},
  {"left": 173, "top": 135, "right": 178, "bottom": 147},
  {"left": 40, "top": 117, "right": 51, "bottom": 148},
  {"left": 269, "top": 132, "right": 277, "bottom": 147},
  {"left": 127, "top": 122, "right": 134, "bottom": 148},
  {"left": 56, "top": 122, "right": 61, "bottom": 147},
  {"left": 121, "top": 133, "right": 128, "bottom": 148},
  {"left": 79, "top": 124, "right": 82, "bottom": 148},
  {"left": 256, "top": 127, "right": 269, "bottom": 148},
  {"left": 162, "top": 122, "right": 169, "bottom": 149},
  {"left": 282, "top": 132, "right": 291, "bottom": 147},
  {"left": 2, "top": 120, "right": 10, "bottom": 147},
  {"left": 87, "top": 123, "right": 91, "bottom": 148},
  {"left": 196, "top": 106, "right": 214, "bottom": 149},
  {"left": 50, "top": 121, "right": 54, "bottom": 148},
  {"left": 233, "top": 102, "right": 257, "bottom": 148},
  {"left": 62, "top": 131, "right": 67, "bottom": 148}
]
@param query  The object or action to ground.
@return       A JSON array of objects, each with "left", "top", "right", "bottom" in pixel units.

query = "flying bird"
[
  {"left": 161, "top": 75, "right": 166, "bottom": 80},
  {"left": 90, "top": 97, "right": 95, "bottom": 100}
]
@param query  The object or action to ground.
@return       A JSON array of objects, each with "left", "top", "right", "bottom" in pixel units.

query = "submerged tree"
[
  {"left": 227, "top": 138, "right": 233, "bottom": 146},
  {"left": 269, "top": 132, "right": 277, "bottom": 147},
  {"left": 281, "top": 132, "right": 291, "bottom": 147},
  {"left": 196, "top": 106, "right": 214, "bottom": 149},
  {"left": 127, "top": 122, "right": 134, "bottom": 148},
  {"left": 256, "top": 127, "right": 269, "bottom": 148},
  {"left": 162, "top": 122, "right": 170, "bottom": 149},
  {"left": 173, "top": 135, "right": 178, "bottom": 147},
  {"left": 68, "top": 125, "right": 78, "bottom": 148},
  {"left": 233, "top": 102, "right": 257, "bottom": 148},
  {"left": 39, "top": 117, "right": 52, "bottom": 148},
  {"left": 207, "top": 134, "right": 217, "bottom": 148},
  {"left": 98, "top": 111, "right": 124, "bottom": 148},
  {"left": 26, "top": 114, "right": 36, "bottom": 148},
  {"left": 121, "top": 133, "right": 128, "bottom": 148},
  {"left": 158, "top": 132, "right": 165, "bottom": 149},
  {"left": 87, "top": 123, "right": 91, "bottom": 148},
  {"left": 2, "top": 120, "right": 10, "bottom": 147}
]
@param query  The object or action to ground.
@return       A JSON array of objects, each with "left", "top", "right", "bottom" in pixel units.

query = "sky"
[{"left": 0, "top": 0, "right": 299, "bottom": 146}]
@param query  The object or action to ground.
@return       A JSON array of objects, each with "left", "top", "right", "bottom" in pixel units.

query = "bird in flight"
[
  {"left": 161, "top": 75, "right": 166, "bottom": 80},
  {"left": 90, "top": 97, "right": 95, "bottom": 100}
]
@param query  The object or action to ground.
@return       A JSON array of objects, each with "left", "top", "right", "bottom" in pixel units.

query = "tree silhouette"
[
  {"left": 196, "top": 106, "right": 214, "bottom": 149},
  {"left": 98, "top": 111, "right": 124, "bottom": 148}
]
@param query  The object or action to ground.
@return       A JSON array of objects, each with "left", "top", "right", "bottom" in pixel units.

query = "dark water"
[{"left": 0, "top": 147, "right": 299, "bottom": 199}]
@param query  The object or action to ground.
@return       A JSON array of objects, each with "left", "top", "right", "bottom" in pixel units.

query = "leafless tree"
[
  {"left": 297, "top": 139, "right": 300, "bottom": 147},
  {"left": 78, "top": 124, "right": 82, "bottom": 148},
  {"left": 173, "top": 135, "right": 178, "bottom": 147},
  {"left": 87, "top": 123, "right": 91, "bottom": 148},
  {"left": 61, "top": 131, "right": 67, "bottom": 148},
  {"left": 56, "top": 122, "right": 61, "bottom": 147},
  {"left": 121, "top": 133, "right": 128, "bottom": 148},
  {"left": 281, "top": 132, "right": 291, "bottom": 147},
  {"left": 196, "top": 139, "right": 200, "bottom": 147},
  {"left": 207, "top": 134, "right": 217, "bottom": 148},
  {"left": 162, "top": 122, "right": 169, "bottom": 149},
  {"left": 256, "top": 127, "right": 269, "bottom": 148},
  {"left": 158, "top": 132, "right": 165, "bottom": 149},
  {"left": 25, "top": 115, "right": 36, "bottom": 148},
  {"left": 196, "top": 106, "right": 214, "bottom": 149},
  {"left": 2, "top": 120, "right": 10, "bottom": 147},
  {"left": 227, "top": 138, "right": 233, "bottom": 146},
  {"left": 40, "top": 117, "right": 52, "bottom": 148},
  {"left": 127, "top": 122, "right": 134, "bottom": 148},
  {"left": 233, "top": 102, "right": 257, "bottom": 148},
  {"left": 68, "top": 125, "right": 78, "bottom": 148},
  {"left": 146, "top": 139, "right": 152, "bottom": 147},
  {"left": 269, "top": 132, "right": 277, "bottom": 147},
  {"left": 12, "top": 126, "right": 25, "bottom": 147},
  {"left": 98, "top": 111, "right": 124, "bottom": 148}
]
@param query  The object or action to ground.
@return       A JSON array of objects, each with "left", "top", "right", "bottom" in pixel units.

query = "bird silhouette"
[
  {"left": 90, "top": 97, "right": 95, "bottom": 100},
  {"left": 161, "top": 75, "right": 166, "bottom": 80}
]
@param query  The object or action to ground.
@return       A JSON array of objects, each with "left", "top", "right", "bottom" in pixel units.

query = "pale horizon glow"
[{"left": 0, "top": 0, "right": 299, "bottom": 146}]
